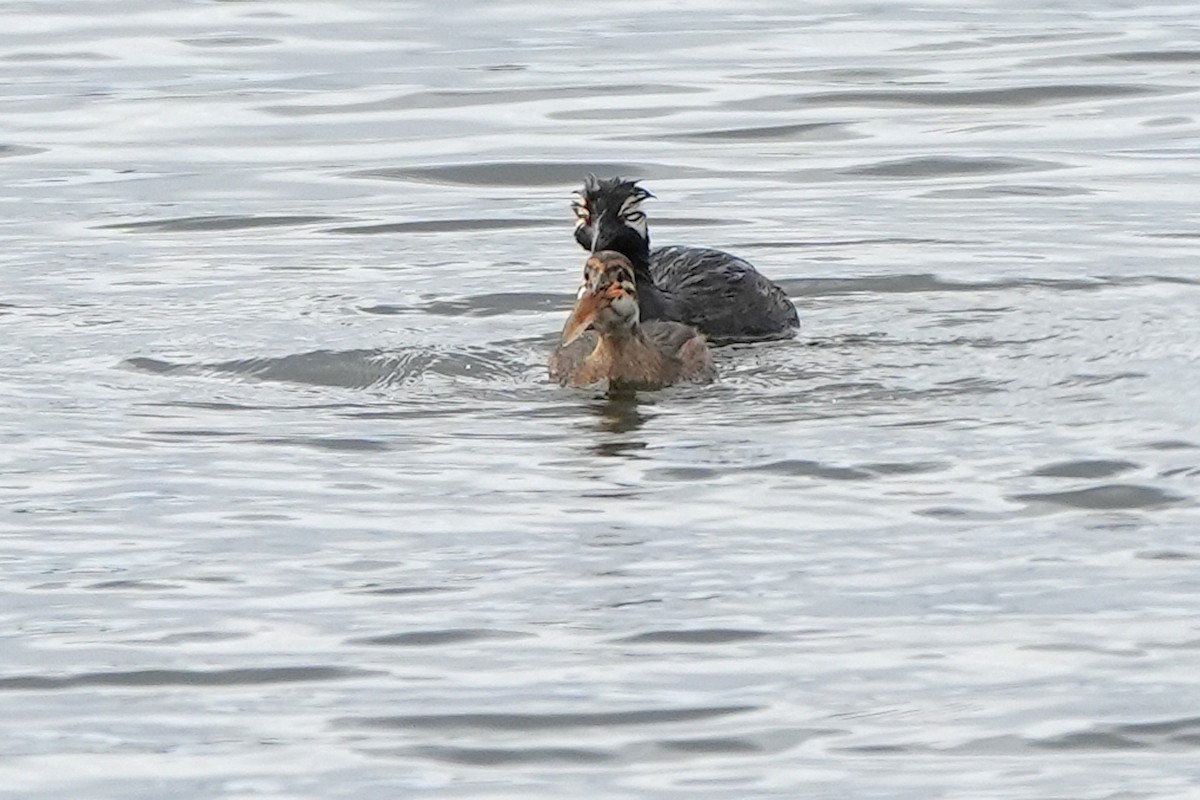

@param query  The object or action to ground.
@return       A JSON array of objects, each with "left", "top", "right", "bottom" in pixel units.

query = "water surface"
[{"left": 2, "top": 1, "right": 1199, "bottom": 797}]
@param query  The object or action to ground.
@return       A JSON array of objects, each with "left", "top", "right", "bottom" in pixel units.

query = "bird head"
[
  {"left": 571, "top": 175, "right": 654, "bottom": 262},
  {"left": 561, "top": 251, "right": 640, "bottom": 345}
]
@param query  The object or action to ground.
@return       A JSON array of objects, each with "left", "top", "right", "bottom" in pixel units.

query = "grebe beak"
[{"left": 590, "top": 218, "right": 618, "bottom": 253}]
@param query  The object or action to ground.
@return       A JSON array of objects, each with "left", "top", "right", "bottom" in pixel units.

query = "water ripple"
[
  {"left": 262, "top": 83, "right": 701, "bottom": 116},
  {"left": 615, "top": 629, "right": 772, "bottom": 644},
  {"left": 342, "top": 705, "right": 758, "bottom": 732},
  {"left": 1030, "top": 459, "right": 1139, "bottom": 479},
  {"left": 0, "top": 666, "right": 375, "bottom": 691},
  {"left": 732, "top": 83, "right": 1159, "bottom": 110},
  {"left": 348, "top": 161, "right": 677, "bottom": 186},
  {"left": 99, "top": 215, "right": 343, "bottom": 232},
  {"left": 1010, "top": 484, "right": 1187, "bottom": 511},
  {"left": 349, "top": 629, "right": 532, "bottom": 647},
  {"left": 842, "top": 156, "right": 1064, "bottom": 179},
  {"left": 124, "top": 345, "right": 534, "bottom": 388}
]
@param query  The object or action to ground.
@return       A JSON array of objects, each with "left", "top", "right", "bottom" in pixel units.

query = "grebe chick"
[
  {"left": 549, "top": 251, "right": 716, "bottom": 390},
  {"left": 571, "top": 175, "right": 799, "bottom": 343}
]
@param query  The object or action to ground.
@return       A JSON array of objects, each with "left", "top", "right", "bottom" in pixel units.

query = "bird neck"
[
  {"left": 595, "top": 319, "right": 642, "bottom": 347},
  {"left": 590, "top": 323, "right": 670, "bottom": 385},
  {"left": 627, "top": 251, "right": 678, "bottom": 323}
]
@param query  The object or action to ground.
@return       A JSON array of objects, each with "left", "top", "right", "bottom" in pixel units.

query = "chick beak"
[
  {"left": 562, "top": 280, "right": 629, "bottom": 344},
  {"left": 561, "top": 285, "right": 602, "bottom": 345}
]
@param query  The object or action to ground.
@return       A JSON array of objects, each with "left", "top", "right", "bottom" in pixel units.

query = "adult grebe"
[
  {"left": 549, "top": 251, "right": 716, "bottom": 390},
  {"left": 571, "top": 175, "right": 799, "bottom": 343}
]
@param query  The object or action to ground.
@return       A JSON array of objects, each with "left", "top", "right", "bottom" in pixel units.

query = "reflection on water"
[
  {"left": 2, "top": 0, "right": 1200, "bottom": 798},
  {"left": 589, "top": 393, "right": 649, "bottom": 436}
]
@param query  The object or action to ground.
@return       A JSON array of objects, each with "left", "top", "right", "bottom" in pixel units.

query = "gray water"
[{"left": 3, "top": 1, "right": 1200, "bottom": 797}]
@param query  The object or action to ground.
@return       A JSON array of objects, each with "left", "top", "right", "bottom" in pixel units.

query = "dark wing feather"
[
  {"left": 640, "top": 320, "right": 701, "bottom": 356},
  {"left": 649, "top": 245, "right": 799, "bottom": 343}
]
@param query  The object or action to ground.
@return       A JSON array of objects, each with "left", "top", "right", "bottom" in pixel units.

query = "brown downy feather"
[{"left": 549, "top": 251, "right": 716, "bottom": 390}]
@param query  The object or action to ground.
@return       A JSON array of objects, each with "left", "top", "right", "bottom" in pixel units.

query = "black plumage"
[{"left": 571, "top": 176, "right": 799, "bottom": 343}]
